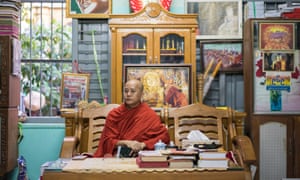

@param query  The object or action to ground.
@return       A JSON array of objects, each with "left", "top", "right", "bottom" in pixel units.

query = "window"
[{"left": 21, "top": 0, "right": 72, "bottom": 116}]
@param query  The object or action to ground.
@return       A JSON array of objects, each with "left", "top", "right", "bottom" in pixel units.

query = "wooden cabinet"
[
  {"left": 109, "top": 3, "right": 198, "bottom": 104},
  {"left": 0, "top": 36, "right": 20, "bottom": 175},
  {"left": 243, "top": 18, "right": 300, "bottom": 179}
]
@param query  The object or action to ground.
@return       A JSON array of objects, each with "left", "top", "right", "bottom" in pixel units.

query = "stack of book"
[
  {"left": 0, "top": 1, "right": 21, "bottom": 39},
  {"left": 136, "top": 150, "right": 168, "bottom": 168},
  {"left": 165, "top": 150, "right": 198, "bottom": 168},
  {"left": 197, "top": 151, "right": 228, "bottom": 169}
]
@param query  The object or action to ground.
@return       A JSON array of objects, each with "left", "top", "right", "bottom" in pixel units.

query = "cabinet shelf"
[
  {"left": 161, "top": 53, "right": 184, "bottom": 56},
  {"left": 122, "top": 53, "right": 147, "bottom": 56}
]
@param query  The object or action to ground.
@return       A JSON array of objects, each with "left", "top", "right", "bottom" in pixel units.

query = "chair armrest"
[
  {"left": 232, "top": 135, "right": 256, "bottom": 165},
  {"left": 60, "top": 136, "right": 79, "bottom": 158}
]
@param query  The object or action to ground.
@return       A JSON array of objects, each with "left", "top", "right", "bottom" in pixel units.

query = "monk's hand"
[{"left": 124, "top": 140, "right": 145, "bottom": 152}]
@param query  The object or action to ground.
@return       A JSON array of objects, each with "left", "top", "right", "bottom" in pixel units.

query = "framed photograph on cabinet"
[
  {"left": 124, "top": 64, "right": 192, "bottom": 108},
  {"left": 66, "top": 0, "right": 110, "bottom": 19},
  {"left": 200, "top": 40, "right": 243, "bottom": 73},
  {"left": 259, "top": 23, "right": 295, "bottom": 50},
  {"left": 185, "top": 0, "right": 242, "bottom": 39},
  {"left": 60, "top": 73, "right": 90, "bottom": 111}
]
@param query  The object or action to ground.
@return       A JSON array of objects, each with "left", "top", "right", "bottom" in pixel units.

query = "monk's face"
[{"left": 124, "top": 80, "right": 143, "bottom": 109}]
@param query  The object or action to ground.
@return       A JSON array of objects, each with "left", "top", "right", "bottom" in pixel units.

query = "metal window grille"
[{"left": 21, "top": 0, "right": 72, "bottom": 116}]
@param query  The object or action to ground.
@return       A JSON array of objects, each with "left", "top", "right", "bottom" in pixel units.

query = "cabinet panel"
[
  {"left": 109, "top": 3, "right": 198, "bottom": 105},
  {"left": 0, "top": 36, "right": 19, "bottom": 176},
  {"left": 118, "top": 29, "right": 153, "bottom": 64},
  {"left": 154, "top": 29, "right": 189, "bottom": 64},
  {"left": 0, "top": 108, "right": 18, "bottom": 175},
  {"left": 0, "top": 36, "right": 20, "bottom": 107}
]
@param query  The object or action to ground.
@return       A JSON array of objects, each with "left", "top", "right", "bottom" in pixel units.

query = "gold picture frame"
[
  {"left": 66, "top": 0, "right": 110, "bottom": 19},
  {"left": 124, "top": 64, "right": 192, "bottom": 108},
  {"left": 259, "top": 22, "right": 295, "bottom": 51},
  {"left": 60, "top": 73, "right": 90, "bottom": 111}
]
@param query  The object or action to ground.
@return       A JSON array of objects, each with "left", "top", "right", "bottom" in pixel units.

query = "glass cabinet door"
[
  {"left": 159, "top": 33, "right": 184, "bottom": 64},
  {"left": 122, "top": 33, "right": 148, "bottom": 64},
  {"left": 154, "top": 30, "right": 189, "bottom": 64}
]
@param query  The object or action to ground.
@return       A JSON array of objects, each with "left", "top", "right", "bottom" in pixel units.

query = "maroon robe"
[{"left": 94, "top": 102, "right": 170, "bottom": 157}]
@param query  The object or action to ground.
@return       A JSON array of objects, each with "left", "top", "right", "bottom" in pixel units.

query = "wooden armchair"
[
  {"left": 81, "top": 104, "right": 120, "bottom": 154},
  {"left": 59, "top": 103, "right": 120, "bottom": 158},
  {"left": 166, "top": 103, "right": 231, "bottom": 150}
]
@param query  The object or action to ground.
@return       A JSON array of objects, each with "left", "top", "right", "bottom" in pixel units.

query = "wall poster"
[
  {"left": 259, "top": 23, "right": 294, "bottom": 51},
  {"left": 253, "top": 50, "right": 300, "bottom": 114}
]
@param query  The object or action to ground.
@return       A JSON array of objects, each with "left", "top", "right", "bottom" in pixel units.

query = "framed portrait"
[
  {"left": 124, "top": 64, "right": 192, "bottom": 108},
  {"left": 185, "top": 0, "right": 243, "bottom": 39},
  {"left": 61, "top": 73, "right": 90, "bottom": 111},
  {"left": 66, "top": 0, "right": 110, "bottom": 19},
  {"left": 259, "top": 23, "right": 295, "bottom": 50},
  {"left": 200, "top": 40, "right": 243, "bottom": 73},
  {"left": 263, "top": 51, "right": 295, "bottom": 72}
]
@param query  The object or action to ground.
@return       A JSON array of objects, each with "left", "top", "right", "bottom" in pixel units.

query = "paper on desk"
[{"left": 187, "top": 130, "right": 209, "bottom": 141}]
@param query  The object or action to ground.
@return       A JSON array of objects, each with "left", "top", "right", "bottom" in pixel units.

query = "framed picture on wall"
[
  {"left": 66, "top": 0, "right": 110, "bottom": 18},
  {"left": 185, "top": 0, "right": 243, "bottom": 39},
  {"left": 124, "top": 64, "right": 192, "bottom": 108},
  {"left": 60, "top": 73, "right": 90, "bottom": 111},
  {"left": 263, "top": 51, "right": 295, "bottom": 72},
  {"left": 200, "top": 40, "right": 243, "bottom": 73},
  {"left": 259, "top": 23, "right": 295, "bottom": 50}
]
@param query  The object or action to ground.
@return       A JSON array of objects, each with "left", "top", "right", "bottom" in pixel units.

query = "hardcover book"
[
  {"left": 138, "top": 150, "right": 168, "bottom": 162},
  {"left": 168, "top": 159, "right": 194, "bottom": 168},
  {"left": 199, "top": 151, "right": 227, "bottom": 160},
  {"left": 136, "top": 156, "right": 169, "bottom": 168},
  {"left": 197, "top": 159, "right": 228, "bottom": 169}
]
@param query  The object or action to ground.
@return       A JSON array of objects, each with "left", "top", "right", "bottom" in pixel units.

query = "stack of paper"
[{"left": 245, "top": 1, "right": 265, "bottom": 19}]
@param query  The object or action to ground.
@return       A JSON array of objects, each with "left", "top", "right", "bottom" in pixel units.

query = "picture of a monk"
[
  {"left": 71, "top": 0, "right": 108, "bottom": 14},
  {"left": 164, "top": 85, "right": 188, "bottom": 107}
]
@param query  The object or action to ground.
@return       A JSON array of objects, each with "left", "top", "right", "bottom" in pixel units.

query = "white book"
[
  {"left": 198, "top": 159, "right": 228, "bottom": 169},
  {"left": 199, "top": 151, "right": 227, "bottom": 160}
]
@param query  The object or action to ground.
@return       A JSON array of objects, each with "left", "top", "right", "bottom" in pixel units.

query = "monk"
[{"left": 94, "top": 79, "right": 170, "bottom": 157}]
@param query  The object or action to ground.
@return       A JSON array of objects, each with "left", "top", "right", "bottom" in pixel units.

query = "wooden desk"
[{"left": 42, "top": 158, "right": 251, "bottom": 180}]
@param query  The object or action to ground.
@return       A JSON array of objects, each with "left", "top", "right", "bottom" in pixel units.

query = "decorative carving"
[
  {"left": 130, "top": 0, "right": 172, "bottom": 13},
  {"left": 145, "top": 3, "right": 161, "bottom": 18},
  {"left": 110, "top": 3, "right": 198, "bottom": 26}
]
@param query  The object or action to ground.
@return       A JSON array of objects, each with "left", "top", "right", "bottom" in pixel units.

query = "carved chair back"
[
  {"left": 166, "top": 103, "right": 233, "bottom": 150},
  {"left": 82, "top": 104, "right": 120, "bottom": 153}
]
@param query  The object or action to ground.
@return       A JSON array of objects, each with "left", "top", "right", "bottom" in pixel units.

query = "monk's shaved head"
[{"left": 124, "top": 79, "right": 144, "bottom": 109}]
